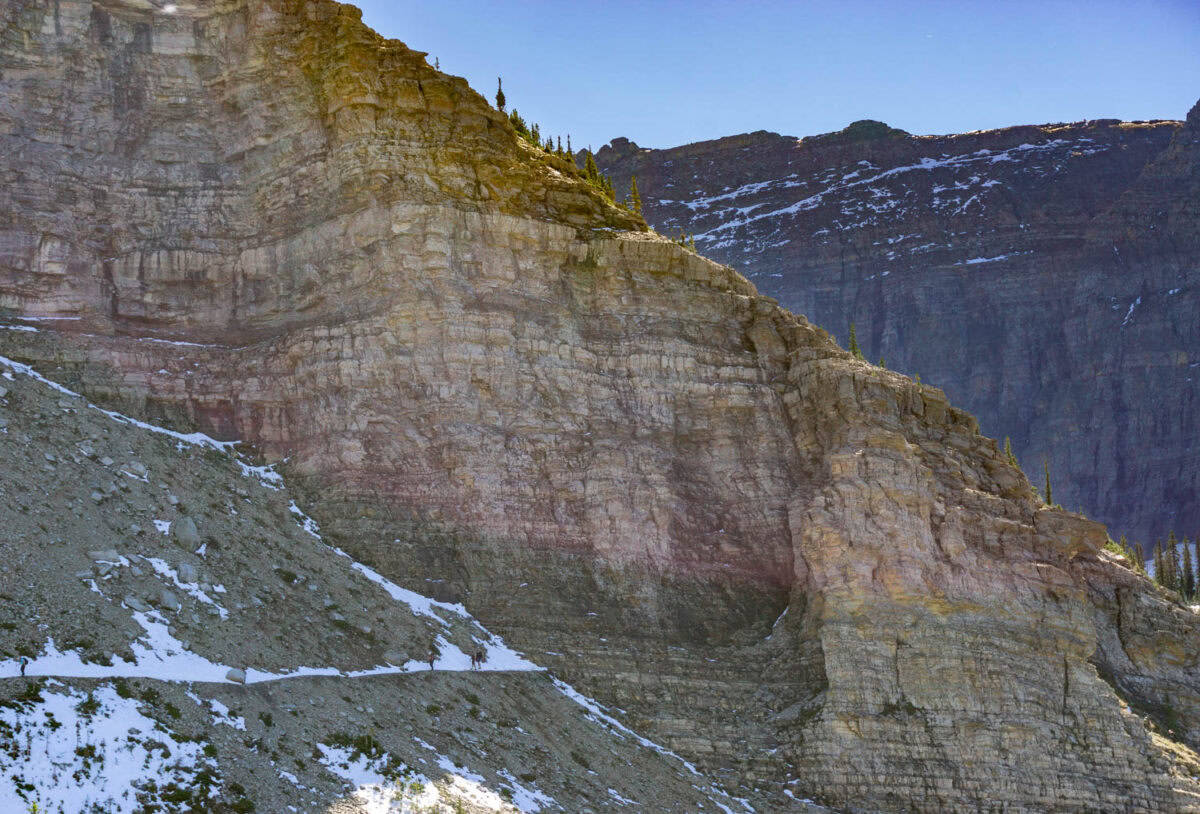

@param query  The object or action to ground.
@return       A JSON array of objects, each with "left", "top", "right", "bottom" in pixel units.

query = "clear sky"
[{"left": 352, "top": 0, "right": 1200, "bottom": 152}]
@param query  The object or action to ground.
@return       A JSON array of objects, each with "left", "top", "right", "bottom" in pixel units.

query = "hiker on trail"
[
  {"left": 475, "top": 649, "right": 484, "bottom": 671},
  {"left": 19, "top": 656, "right": 28, "bottom": 677},
  {"left": 428, "top": 646, "right": 436, "bottom": 671}
]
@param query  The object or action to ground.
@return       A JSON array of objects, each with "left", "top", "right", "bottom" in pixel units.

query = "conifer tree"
[
  {"left": 628, "top": 175, "right": 643, "bottom": 214},
  {"left": 1004, "top": 437, "right": 1018, "bottom": 468},
  {"left": 508, "top": 110, "right": 528, "bottom": 139},
  {"left": 1183, "top": 538, "right": 1195, "bottom": 599},
  {"left": 1168, "top": 531, "right": 1181, "bottom": 592},
  {"left": 848, "top": 323, "right": 864, "bottom": 360},
  {"left": 878, "top": 358, "right": 886, "bottom": 369},
  {"left": 495, "top": 77, "right": 506, "bottom": 112},
  {"left": 688, "top": 234, "right": 697, "bottom": 251},
  {"left": 1154, "top": 540, "right": 1164, "bottom": 587},
  {"left": 1043, "top": 460, "right": 1052, "bottom": 506},
  {"left": 557, "top": 136, "right": 563, "bottom": 155},
  {"left": 567, "top": 134, "right": 572, "bottom": 158},
  {"left": 1119, "top": 535, "right": 1142, "bottom": 571},
  {"left": 1194, "top": 535, "right": 1200, "bottom": 591},
  {"left": 583, "top": 151, "right": 600, "bottom": 183}
]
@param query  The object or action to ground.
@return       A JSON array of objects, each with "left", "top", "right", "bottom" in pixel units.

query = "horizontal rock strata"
[
  {"left": 3, "top": 1, "right": 1199, "bottom": 810},
  {"left": 595, "top": 110, "right": 1200, "bottom": 545}
]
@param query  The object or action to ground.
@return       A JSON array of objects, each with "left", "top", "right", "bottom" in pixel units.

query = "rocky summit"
[
  {"left": 594, "top": 110, "right": 1200, "bottom": 547},
  {"left": 2, "top": 1, "right": 1200, "bottom": 812}
]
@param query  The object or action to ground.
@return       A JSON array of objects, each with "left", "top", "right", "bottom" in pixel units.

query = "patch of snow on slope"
[
  {"left": 186, "top": 692, "right": 247, "bottom": 730},
  {"left": 0, "top": 683, "right": 217, "bottom": 813},
  {"left": 144, "top": 557, "right": 229, "bottom": 619},
  {"left": 954, "top": 251, "right": 1031, "bottom": 266},
  {"left": 318, "top": 742, "right": 550, "bottom": 813},
  {"left": 1123, "top": 296, "right": 1142, "bottom": 326},
  {"left": 608, "top": 787, "right": 639, "bottom": 805},
  {"left": 497, "top": 769, "right": 557, "bottom": 811},
  {"left": 317, "top": 743, "right": 430, "bottom": 813},
  {"left": 695, "top": 138, "right": 1078, "bottom": 239},
  {"left": 287, "top": 501, "right": 473, "bottom": 625},
  {"left": 551, "top": 677, "right": 698, "bottom": 774}
]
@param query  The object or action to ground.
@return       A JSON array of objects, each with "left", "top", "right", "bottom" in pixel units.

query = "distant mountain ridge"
[{"left": 595, "top": 106, "right": 1200, "bottom": 545}]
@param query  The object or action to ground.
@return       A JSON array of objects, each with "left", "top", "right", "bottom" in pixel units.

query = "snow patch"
[
  {"left": 497, "top": 768, "right": 557, "bottom": 811},
  {"left": 0, "top": 683, "right": 217, "bottom": 813},
  {"left": 144, "top": 557, "right": 229, "bottom": 619},
  {"left": 1122, "top": 296, "right": 1142, "bottom": 326}
]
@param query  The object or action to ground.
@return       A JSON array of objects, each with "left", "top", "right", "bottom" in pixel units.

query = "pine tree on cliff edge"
[
  {"left": 1183, "top": 538, "right": 1195, "bottom": 599},
  {"left": 495, "top": 77, "right": 506, "bottom": 112},
  {"left": 1167, "top": 531, "right": 1181, "bottom": 592},
  {"left": 583, "top": 150, "right": 600, "bottom": 183},
  {"left": 1043, "top": 460, "right": 1052, "bottom": 506},
  {"left": 1194, "top": 535, "right": 1200, "bottom": 593},
  {"left": 1119, "top": 535, "right": 1144, "bottom": 572},
  {"left": 1004, "top": 437, "right": 1018, "bottom": 468},
  {"left": 628, "top": 174, "right": 643, "bottom": 214},
  {"left": 848, "top": 323, "right": 864, "bottom": 360}
]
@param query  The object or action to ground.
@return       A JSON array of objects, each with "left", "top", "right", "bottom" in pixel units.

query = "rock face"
[
  {"left": 3, "top": 1, "right": 1200, "bottom": 810},
  {"left": 594, "top": 113, "right": 1200, "bottom": 546},
  {"left": 0, "top": 356, "right": 746, "bottom": 813}
]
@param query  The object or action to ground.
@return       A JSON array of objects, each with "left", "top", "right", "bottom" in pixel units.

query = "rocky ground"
[{"left": 0, "top": 343, "right": 799, "bottom": 813}]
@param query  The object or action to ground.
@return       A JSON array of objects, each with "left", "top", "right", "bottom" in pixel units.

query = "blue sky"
[{"left": 353, "top": 0, "right": 1200, "bottom": 151}]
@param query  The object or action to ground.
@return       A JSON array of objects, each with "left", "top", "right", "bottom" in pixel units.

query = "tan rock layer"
[{"left": 2, "top": 1, "right": 1199, "bottom": 810}]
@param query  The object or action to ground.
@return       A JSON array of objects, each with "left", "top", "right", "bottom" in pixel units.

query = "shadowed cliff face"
[
  {"left": 3, "top": 1, "right": 1200, "bottom": 810},
  {"left": 594, "top": 114, "right": 1200, "bottom": 546}
]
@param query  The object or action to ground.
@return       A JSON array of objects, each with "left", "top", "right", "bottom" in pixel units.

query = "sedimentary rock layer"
[
  {"left": 3, "top": 1, "right": 1199, "bottom": 810},
  {"left": 595, "top": 111, "right": 1200, "bottom": 546}
]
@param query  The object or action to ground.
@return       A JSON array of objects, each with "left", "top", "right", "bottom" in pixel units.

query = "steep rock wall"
[
  {"left": 594, "top": 114, "right": 1200, "bottom": 546},
  {"left": 3, "top": 1, "right": 1200, "bottom": 810}
]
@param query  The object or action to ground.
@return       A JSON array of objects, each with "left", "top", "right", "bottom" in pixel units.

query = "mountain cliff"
[
  {"left": 593, "top": 111, "right": 1199, "bottom": 546},
  {"left": 0, "top": 349, "right": 750, "bottom": 813},
  {"left": 3, "top": 1, "right": 1200, "bottom": 811}
]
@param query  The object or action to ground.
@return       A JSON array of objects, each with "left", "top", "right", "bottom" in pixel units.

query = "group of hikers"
[{"left": 426, "top": 646, "right": 486, "bottom": 671}]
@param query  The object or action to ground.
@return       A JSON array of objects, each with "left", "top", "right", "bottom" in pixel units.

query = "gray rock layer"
[{"left": 594, "top": 110, "right": 1200, "bottom": 547}]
